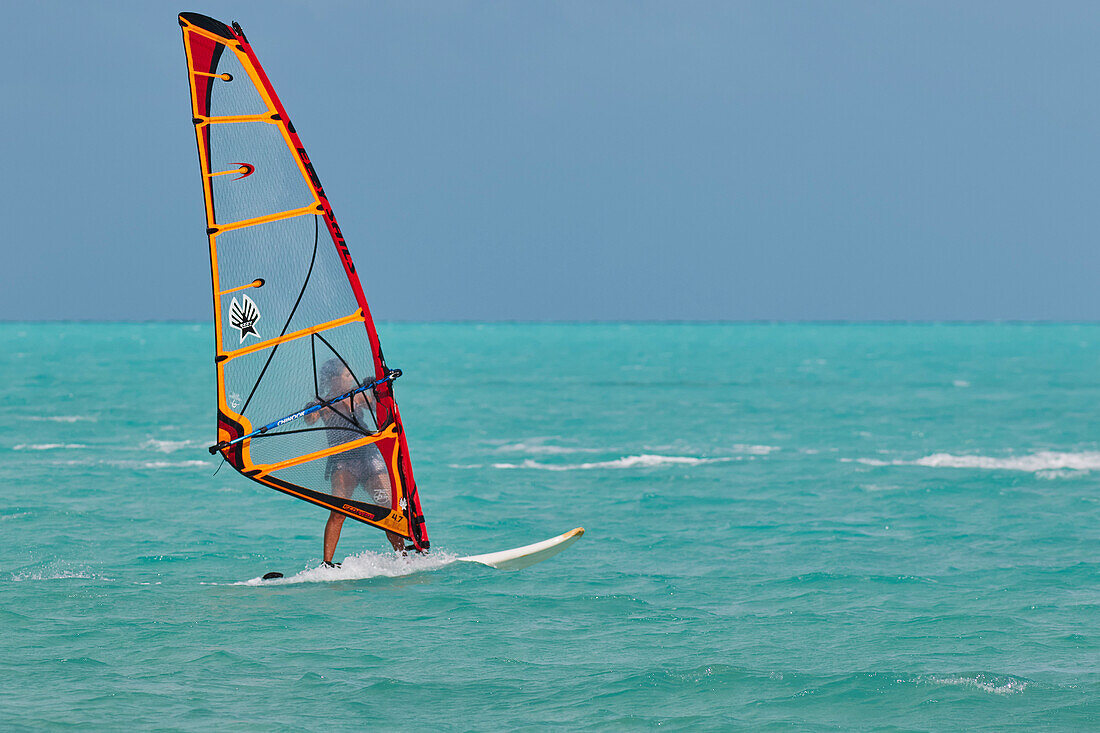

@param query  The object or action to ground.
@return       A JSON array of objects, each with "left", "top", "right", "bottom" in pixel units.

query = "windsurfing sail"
[{"left": 179, "top": 12, "right": 428, "bottom": 551}]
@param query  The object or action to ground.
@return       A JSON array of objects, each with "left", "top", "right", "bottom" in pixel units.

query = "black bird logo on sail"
[{"left": 229, "top": 294, "right": 262, "bottom": 343}]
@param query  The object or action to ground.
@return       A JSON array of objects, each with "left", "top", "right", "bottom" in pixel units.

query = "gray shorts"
[{"left": 325, "top": 445, "right": 390, "bottom": 505}]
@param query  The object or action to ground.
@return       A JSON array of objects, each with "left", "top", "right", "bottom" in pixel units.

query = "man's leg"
[
  {"left": 363, "top": 463, "right": 408, "bottom": 554},
  {"left": 323, "top": 469, "right": 356, "bottom": 563}
]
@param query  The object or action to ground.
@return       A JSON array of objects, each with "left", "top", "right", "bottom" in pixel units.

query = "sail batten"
[
  {"left": 218, "top": 310, "right": 365, "bottom": 362},
  {"left": 180, "top": 12, "right": 429, "bottom": 550}
]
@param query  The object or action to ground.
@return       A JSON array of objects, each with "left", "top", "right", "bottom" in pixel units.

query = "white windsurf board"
[
  {"left": 253, "top": 527, "right": 585, "bottom": 583},
  {"left": 457, "top": 526, "right": 585, "bottom": 571}
]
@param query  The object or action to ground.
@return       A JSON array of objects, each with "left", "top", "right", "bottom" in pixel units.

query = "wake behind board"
[{"left": 256, "top": 527, "right": 584, "bottom": 582}]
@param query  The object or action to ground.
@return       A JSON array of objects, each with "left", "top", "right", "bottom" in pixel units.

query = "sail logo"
[
  {"left": 229, "top": 294, "right": 262, "bottom": 343},
  {"left": 342, "top": 503, "right": 377, "bottom": 520}
]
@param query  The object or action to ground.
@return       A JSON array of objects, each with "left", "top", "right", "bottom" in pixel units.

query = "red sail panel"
[{"left": 179, "top": 12, "right": 428, "bottom": 550}]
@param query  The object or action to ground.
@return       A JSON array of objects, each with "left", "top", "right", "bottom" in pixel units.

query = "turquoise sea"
[{"left": 2, "top": 323, "right": 1099, "bottom": 730}]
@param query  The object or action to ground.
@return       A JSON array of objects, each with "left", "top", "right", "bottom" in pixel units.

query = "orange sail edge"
[
  {"left": 181, "top": 12, "right": 429, "bottom": 552},
  {"left": 214, "top": 410, "right": 416, "bottom": 541},
  {"left": 251, "top": 473, "right": 413, "bottom": 539}
]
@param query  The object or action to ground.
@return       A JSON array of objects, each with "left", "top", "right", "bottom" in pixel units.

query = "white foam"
[
  {"left": 923, "top": 675, "right": 1028, "bottom": 695},
  {"left": 953, "top": 380, "right": 971, "bottom": 388},
  {"left": 844, "top": 457, "right": 890, "bottom": 466},
  {"left": 495, "top": 442, "right": 600, "bottom": 455},
  {"left": 10, "top": 567, "right": 108, "bottom": 582},
  {"left": 11, "top": 570, "right": 93, "bottom": 581},
  {"left": 236, "top": 549, "right": 457, "bottom": 586},
  {"left": 732, "top": 444, "right": 779, "bottom": 455},
  {"left": 492, "top": 454, "right": 734, "bottom": 471},
  {"left": 141, "top": 439, "right": 198, "bottom": 453},
  {"left": 13, "top": 443, "right": 87, "bottom": 451},
  {"left": 1036, "top": 469, "right": 1088, "bottom": 480},
  {"left": 39, "top": 458, "right": 211, "bottom": 470},
  {"left": 25, "top": 415, "right": 97, "bottom": 423},
  {"left": 913, "top": 451, "right": 1100, "bottom": 471},
  {"left": 109, "top": 459, "right": 211, "bottom": 469},
  {"left": 847, "top": 450, "right": 1100, "bottom": 473}
]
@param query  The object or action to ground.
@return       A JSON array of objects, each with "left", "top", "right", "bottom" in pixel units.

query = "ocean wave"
[
  {"left": 38, "top": 458, "right": 212, "bottom": 470},
  {"left": 11, "top": 570, "right": 95, "bottom": 581},
  {"left": 495, "top": 442, "right": 600, "bottom": 455},
  {"left": 920, "top": 674, "right": 1029, "bottom": 695},
  {"left": 492, "top": 442, "right": 777, "bottom": 459},
  {"left": 492, "top": 455, "right": 734, "bottom": 471},
  {"left": 913, "top": 451, "right": 1100, "bottom": 471},
  {"left": 731, "top": 444, "right": 779, "bottom": 455},
  {"left": 847, "top": 450, "right": 1100, "bottom": 473},
  {"left": 234, "top": 549, "right": 457, "bottom": 586},
  {"left": 24, "top": 415, "right": 97, "bottom": 423},
  {"left": 140, "top": 439, "right": 199, "bottom": 453},
  {"left": 13, "top": 443, "right": 88, "bottom": 451},
  {"left": 10, "top": 563, "right": 110, "bottom": 582},
  {"left": 1036, "top": 469, "right": 1088, "bottom": 479},
  {"left": 111, "top": 460, "right": 211, "bottom": 470}
]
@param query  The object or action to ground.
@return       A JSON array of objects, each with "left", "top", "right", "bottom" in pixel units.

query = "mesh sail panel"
[
  {"left": 180, "top": 13, "right": 428, "bottom": 548},
  {"left": 209, "top": 122, "right": 315, "bottom": 225},
  {"left": 208, "top": 51, "right": 267, "bottom": 116},
  {"left": 213, "top": 218, "right": 374, "bottom": 360},
  {"left": 222, "top": 323, "right": 380, "bottom": 453}
]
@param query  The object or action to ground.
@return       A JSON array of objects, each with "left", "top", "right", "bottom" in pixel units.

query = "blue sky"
[{"left": 3, "top": 1, "right": 1100, "bottom": 320}]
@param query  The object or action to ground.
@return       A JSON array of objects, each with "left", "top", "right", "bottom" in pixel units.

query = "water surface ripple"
[{"left": 2, "top": 323, "right": 1098, "bottom": 729}]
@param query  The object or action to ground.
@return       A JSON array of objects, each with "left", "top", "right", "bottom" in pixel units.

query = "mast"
[{"left": 180, "top": 12, "right": 428, "bottom": 550}]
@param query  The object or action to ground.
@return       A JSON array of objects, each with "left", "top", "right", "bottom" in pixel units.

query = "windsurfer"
[{"left": 305, "top": 359, "right": 405, "bottom": 563}]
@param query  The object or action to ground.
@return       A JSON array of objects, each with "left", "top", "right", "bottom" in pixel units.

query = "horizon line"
[{"left": 5, "top": 319, "right": 1100, "bottom": 326}]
